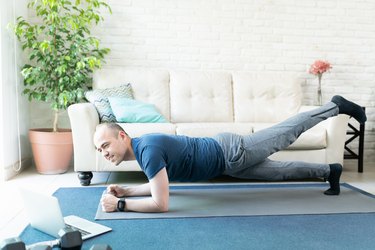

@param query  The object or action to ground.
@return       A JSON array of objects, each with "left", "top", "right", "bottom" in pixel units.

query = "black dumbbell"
[
  {"left": 57, "top": 228, "right": 82, "bottom": 250},
  {"left": 1, "top": 227, "right": 82, "bottom": 250},
  {"left": 0, "top": 237, "right": 50, "bottom": 250},
  {"left": 0, "top": 237, "right": 25, "bottom": 250}
]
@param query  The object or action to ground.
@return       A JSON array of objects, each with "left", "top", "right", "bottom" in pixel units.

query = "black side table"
[{"left": 344, "top": 107, "right": 365, "bottom": 172}]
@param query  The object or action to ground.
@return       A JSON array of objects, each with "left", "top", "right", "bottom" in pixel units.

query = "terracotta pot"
[{"left": 29, "top": 128, "right": 73, "bottom": 174}]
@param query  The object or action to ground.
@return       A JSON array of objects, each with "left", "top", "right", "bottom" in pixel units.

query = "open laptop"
[{"left": 20, "top": 188, "right": 112, "bottom": 240}]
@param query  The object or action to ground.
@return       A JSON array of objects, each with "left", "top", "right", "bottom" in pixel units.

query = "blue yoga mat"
[{"left": 19, "top": 183, "right": 375, "bottom": 250}]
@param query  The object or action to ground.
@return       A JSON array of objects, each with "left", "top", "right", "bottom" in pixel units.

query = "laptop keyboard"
[{"left": 65, "top": 224, "right": 91, "bottom": 236}]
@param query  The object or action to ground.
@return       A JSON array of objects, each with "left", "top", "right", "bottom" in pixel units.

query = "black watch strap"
[{"left": 117, "top": 198, "right": 126, "bottom": 212}]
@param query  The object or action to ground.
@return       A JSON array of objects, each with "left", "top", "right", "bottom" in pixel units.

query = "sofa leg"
[{"left": 78, "top": 171, "right": 93, "bottom": 186}]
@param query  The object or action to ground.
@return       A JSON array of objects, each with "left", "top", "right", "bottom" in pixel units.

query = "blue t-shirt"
[{"left": 131, "top": 134, "right": 226, "bottom": 182}]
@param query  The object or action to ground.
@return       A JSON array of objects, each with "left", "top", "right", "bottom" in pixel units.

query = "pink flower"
[{"left": 309, "top": 60, "right": 332, "bottom": 76}]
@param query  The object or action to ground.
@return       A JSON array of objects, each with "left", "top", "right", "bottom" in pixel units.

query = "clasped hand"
[{"left": 100, "top": 184, "right": 126, "bottom": 212}]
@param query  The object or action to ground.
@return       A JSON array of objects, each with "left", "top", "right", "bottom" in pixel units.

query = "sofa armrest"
[
  {"left": 68, "top": 103, "right": 99, "bottom": 172},
  {"left": 299, "top": 105, "right": 349, "bottom": 164},
  {"left": 325, "top": 114, "right": 350, "bottom": 164}
]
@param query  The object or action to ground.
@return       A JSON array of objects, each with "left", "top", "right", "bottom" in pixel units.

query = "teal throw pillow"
[
  {"left": 85, "top": 83, "right": 133, "bottom": 122},
  {"left": 108, "top": 97, "right": 167, "bottom": 123}
]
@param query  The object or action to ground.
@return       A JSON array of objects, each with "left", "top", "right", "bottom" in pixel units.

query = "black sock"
[
  {"left": 331, "top": 95, "right": 367, "bottom": 124},
  {"left": 324, "top": 163, "right": 342, "bottom": 195}
]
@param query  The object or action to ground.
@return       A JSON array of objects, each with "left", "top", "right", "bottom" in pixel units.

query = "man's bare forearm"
[
  {"left": 124, "top": 183, "right": 151, "bottom": 196},
  {"left": 124, "top": 168, "right": 169, "bottom": 213},
  {"left": 125, "top": 197, "right": 168, "bottom": 213}
]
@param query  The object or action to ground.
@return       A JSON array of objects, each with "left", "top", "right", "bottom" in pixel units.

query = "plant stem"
[{"left": 53, "top": 110, "right": 59, "bottom": 132}]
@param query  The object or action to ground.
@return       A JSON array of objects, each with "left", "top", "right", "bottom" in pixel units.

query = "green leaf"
[{"left": 11, "top": 0, "right": 112, "bottom": 128}]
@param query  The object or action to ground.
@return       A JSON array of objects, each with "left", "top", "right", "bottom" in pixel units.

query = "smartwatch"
[{"left": 117, "top": 198, "right": 126, "bottom": 212}]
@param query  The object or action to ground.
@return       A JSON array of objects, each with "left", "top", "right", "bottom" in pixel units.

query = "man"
[{"left": 95, "top": 95, "right": 366, "bottom": 213}]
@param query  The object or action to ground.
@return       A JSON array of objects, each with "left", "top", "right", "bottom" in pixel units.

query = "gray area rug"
[{"left": 95, "top": 183, "right": 375, "bottom": 220}]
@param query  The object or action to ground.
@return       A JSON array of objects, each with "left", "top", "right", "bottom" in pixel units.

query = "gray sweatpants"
[{"left": 213, "top": 102, "right": 339, "bottom": 181}]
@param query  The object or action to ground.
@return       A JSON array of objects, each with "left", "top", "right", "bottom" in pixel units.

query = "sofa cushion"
[
  {"left": 253, "top": 123, "right": 327, "bottom": 150},
  {"left": 119, "top": 123, "right": 176, "bottom": 137},
  {"left": 84, "top": 83, "right": 133, "bottom": 122},
  {"left": 93, "top": 68, "right": 170, "bottom": 120},
  {"left": 232, "top": 72, "right": 302, "bottom": 123},
  {"left": 176, "top": 123, "right": 253, "bottom": 138},
  {"left": 109, "top": 97, "right": 167, "bottom": 123},
  {"left": 170, "top": 71, "right": 233, "bottom": 123}
]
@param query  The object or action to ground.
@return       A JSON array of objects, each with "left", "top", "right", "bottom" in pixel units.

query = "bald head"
[
  {"left": 95, "top": 123, "right": 127, "bottom": 138},
  {"left": 93, "top": 123, "right": 133, "bottom": 165}
]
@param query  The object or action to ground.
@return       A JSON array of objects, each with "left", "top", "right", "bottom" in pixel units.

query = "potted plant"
[{"left": 11, "top": 0, "right": 111, "bottom": 174}]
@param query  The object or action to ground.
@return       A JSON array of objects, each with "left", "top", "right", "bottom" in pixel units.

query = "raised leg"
[
  {"left": 215, "top": 102, "right": 339, "bottom": 173},
  {"left": 232, "top": 102, "right": 339, "bottom": 168}
]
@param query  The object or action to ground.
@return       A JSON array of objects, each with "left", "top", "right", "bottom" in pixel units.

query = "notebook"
[{"left": 20, "top": 188, "right": 111, "bottom": 240}]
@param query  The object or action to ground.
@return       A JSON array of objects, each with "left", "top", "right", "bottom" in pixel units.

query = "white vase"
[{"left": 316, "top": 74, "right": 322, "bottom": 106}]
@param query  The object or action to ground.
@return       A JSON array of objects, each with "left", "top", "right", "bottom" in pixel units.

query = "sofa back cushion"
[
  {"left": 170, "top": 71, "right": 233, "bottom": 122},
  {"left": 93, "top": 68, "right": 171, "bottom": 120},
  {"left": 232, "top": 72, "right": 302, "bottom": 122}
]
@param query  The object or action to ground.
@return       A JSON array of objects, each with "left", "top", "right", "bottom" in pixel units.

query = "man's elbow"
[
  {"left": 155, "top": 201, "right": 169, "bottom": 212},
  {"left": 159, "top": 206, "right": 169, "bottom": 213}
]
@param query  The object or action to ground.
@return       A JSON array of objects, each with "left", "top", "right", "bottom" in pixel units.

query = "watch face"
[{"left": 117, "top": 200, "right": 125, "bottom": 211}]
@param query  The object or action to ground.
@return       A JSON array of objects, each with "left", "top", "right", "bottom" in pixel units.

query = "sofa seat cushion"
[
  {"left": 176, "top": 123, "right": 253, "bottom": 137},
  {"left": 252, "top": 123, "right": 327, "bottom": 150},
  {"left": 119, "top": 123, "right": 176, "bottom": 137}
]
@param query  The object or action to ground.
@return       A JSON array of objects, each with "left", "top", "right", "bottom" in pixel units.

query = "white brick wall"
[{"left": 32, "top": 0, "right": 375, "bottom": 162}]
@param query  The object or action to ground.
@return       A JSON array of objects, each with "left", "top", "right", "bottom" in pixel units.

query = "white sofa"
[{"left": 68, "top": 69, "right": 349, "bottom": 185}]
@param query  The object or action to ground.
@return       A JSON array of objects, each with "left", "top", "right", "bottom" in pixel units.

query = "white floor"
[{"left": 1, "top": 161, "right": 374, "bottom": 241}]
